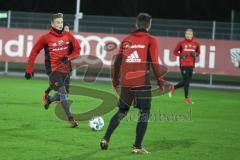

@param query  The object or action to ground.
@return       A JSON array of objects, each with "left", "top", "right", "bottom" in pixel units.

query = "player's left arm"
[
  {"left": 66, "top": 33, "right": 81, "bottom": 60},
  {"left": 191, "top": 42, "right": 200, "bottom": 58},
  {"left": 149, "top": 37, "right": 165, "bottom": 88},
  {"left": 195, "top": 42, "right": 200, "bottom": 56},
  {"left": 173, "top": 42, "right": 182, "bottom": 56}
]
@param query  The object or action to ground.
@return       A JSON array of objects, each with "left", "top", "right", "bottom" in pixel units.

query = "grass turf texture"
[{"left": 0, "top": 76, "right": 239, "bottom": 160}]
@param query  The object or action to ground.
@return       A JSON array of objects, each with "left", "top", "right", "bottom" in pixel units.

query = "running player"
[
  {"left": 169, "top": 29, "right": 200, "bottom": 104},
  {"left": 43, "top": 22, "right": 73, "bottom": 105},
  {"left": 25, "top": 13, "right": 80, "bottom": 128}
]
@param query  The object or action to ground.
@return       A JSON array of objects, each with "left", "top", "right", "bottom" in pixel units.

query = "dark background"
[{"left": 0, "top": 0, "right": 239, "bottom": 22}]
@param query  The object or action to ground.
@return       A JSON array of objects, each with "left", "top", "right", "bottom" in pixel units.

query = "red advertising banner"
[{"left": 0, "top": 28, "right": 240, "bottom": 76}]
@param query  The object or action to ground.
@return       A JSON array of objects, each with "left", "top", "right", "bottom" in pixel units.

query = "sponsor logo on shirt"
[{"left": 126, "top": 51, "right": 141, "bottom": 63}]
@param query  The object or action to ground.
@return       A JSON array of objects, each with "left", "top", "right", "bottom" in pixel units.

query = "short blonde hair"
[
  {"left": 51, "top": 13, "right": 63, "bottom": 22},
  {"left": 185, "top": 28, "right": 193, "bottom": 33}
]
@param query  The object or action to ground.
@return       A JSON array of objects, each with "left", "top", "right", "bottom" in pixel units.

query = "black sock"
[
  {"left": 134, "top": 109, "right": 150, "bottom": 148},
  {"left": 174, "top": 81, "right": 184, "bottom": 89},
  {"left": 184, "top": 81, "right": 190, "bottom": 98},
  {"left": 104, "top": 109, "right": 129, "bottom": 142},
  {"left": 182, "top": 67, "right": 193, "bottom": 98}
]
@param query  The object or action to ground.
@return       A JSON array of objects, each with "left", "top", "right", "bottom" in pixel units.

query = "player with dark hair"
[
  {"left": 169, "top": 28, "right": 200, "bottom": 104},
  {"left": 25, "top": 13, "right": 81, "bottom": 128},
  {"left": 100, "top": 13, "right": 165, "bottom": 154},
  {"left": 63, "top": 23, "right": 70, "bottom": 32}
]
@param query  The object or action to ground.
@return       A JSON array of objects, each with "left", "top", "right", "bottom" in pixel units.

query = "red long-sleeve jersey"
[
  {"left": 174, "top": 38, "right": 200, "bottom": 67},
  {"left": 112, "top": 29, "right": 164, "bottom": 88},
  {"left": 26, "top": 27, "right": 81, "bottom": 75}
]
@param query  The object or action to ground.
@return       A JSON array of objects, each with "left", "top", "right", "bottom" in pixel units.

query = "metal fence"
[
  {"left": 1, "top": 11, "right": 240, "bottom": 40},
  {"left": 0, "top": 11, "right": 240, "bottom": 89}
]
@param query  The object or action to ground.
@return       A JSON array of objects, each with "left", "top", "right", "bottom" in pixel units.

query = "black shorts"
[
  {"left": 118, "top": 86, "right": 152, "bottom": 110},
  {"left": 180, "top": 67, "right": 193, "bottom": 80},
  {"left": 49, "top": 71, "right": 70, "bottom": 92}
]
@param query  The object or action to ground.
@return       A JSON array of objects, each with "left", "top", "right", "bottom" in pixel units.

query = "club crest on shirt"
[{"left": 58, "top": 40, "right": 64, "bottom": 46}]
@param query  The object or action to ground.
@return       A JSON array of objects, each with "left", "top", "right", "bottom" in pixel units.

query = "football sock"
[
  {"left": 184, "top": 79, "right": 190, "bottom": 98},
  {"left": 174, "top": 81, "right": 184, "bottom": 89},
  {"left": 104, "top": 108, "right": 129, "bottom": 142},
  {"left": 58, "top": 86, "right": 72, "bottom": 119},
  {"left": 49, "top": 93, "right": 60, "bottom": 103},
  {"left": 134, "top": 109, "right": 150, "bottom": 148}
]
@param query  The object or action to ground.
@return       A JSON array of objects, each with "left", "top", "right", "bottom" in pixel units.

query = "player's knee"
[
  {"left": 118, "top": 108, "right": 129, "bottom": 117},
  {"left": 119, "top": 107, "right": 129, "bottom": 113},
  {"left": 50, "top": 84, "right": 58, "bottom": 91},
  {"left": 117, "top": 108, "right": 128, "bottom": 120},
  {"left": 140, "top": 108, "right": 150, "bottom": 114},
  {"left": 50, "top": 82, "right": 64, "bottom": 91},
  {"left": 139, "top": 109, "right": 150, "bottom": 122}
]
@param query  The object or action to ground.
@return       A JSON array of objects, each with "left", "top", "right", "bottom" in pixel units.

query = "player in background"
[
  {"left": 169, "top": 29, "right": 200, "bottom": 104},
  {"left": 100, "top": 13, "right": 165, "bottom": 154},
  {"left": 25, "top": 13, "right": 80, "bottom": 128},
  {"left": 63, "top": 23, "right": 70, "bottom": 32},
  {"left": 43, "top": 23, "right": 73, "bottom": 104}
]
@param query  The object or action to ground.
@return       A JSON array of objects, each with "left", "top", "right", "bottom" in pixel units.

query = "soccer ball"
[{"left": 89, "top": 116, "right": 104, "bottom": 131}]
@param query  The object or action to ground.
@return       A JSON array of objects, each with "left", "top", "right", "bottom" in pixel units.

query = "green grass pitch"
[{"left": 0, "top": 76, "right": 240, "bottom": 160}]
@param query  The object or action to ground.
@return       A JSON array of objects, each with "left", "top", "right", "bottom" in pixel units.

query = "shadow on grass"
[
  {"left": 0, "top": 102, "right": 41, "bottom": 106},
  {"left": 148, "top": 138, "right": 196, "bottom": 151},
  {"left": 63, "top": 149, "right": 137, "bottom": 160},
  {"left": 0, "top": 123, "right": 35, "bottom": 132}
]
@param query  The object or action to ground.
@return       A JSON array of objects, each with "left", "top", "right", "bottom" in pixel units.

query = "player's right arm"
[
  {"left": 25, "top": 35, "right": 46, "bottom": 79},
  {"left": 195, "top": 42, "right": 200, "bottom": 56},
  {"left": 149, "top": 37, "right": 165, "bottom": 90},
  {"left": 111, "top": 42, "right": 123, "bottom": 90},
  {"left": 173, "top": 41, "right": 182, "bottom": 56}
]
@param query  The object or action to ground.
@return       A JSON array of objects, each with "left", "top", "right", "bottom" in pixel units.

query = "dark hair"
[
  {"left": 51, "top": 13, "right": 63, "bottom": 22},
  {"left": 63, "top": 23, "right": 70, "bottom": 28},
  {"left": 136, "top": 13, "right": 152, "bottom": 29}
]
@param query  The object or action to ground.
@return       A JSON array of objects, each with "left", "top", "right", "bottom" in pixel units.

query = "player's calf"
[{"left": 168, "top": 84, "right": 175, "bottom": 97}]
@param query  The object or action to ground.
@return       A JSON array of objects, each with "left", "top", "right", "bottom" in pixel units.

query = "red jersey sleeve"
[
  {"left": 149, "top": 37, "right": 164, "bottom": 87},
  {"left": 111, "top": 42, "right": 124, "bottom": 87},
  {"left": 174, "top": 41, "right": 182, "bottom": 56},
  {"left": 66, "top": 32, "right": 81, "bottom": 60},
  {"left": 25, "top": 35, "right": 46, "bottom": 73},
  {"left": 196, "top": 42, "right": 200, "bottom": 56}
]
